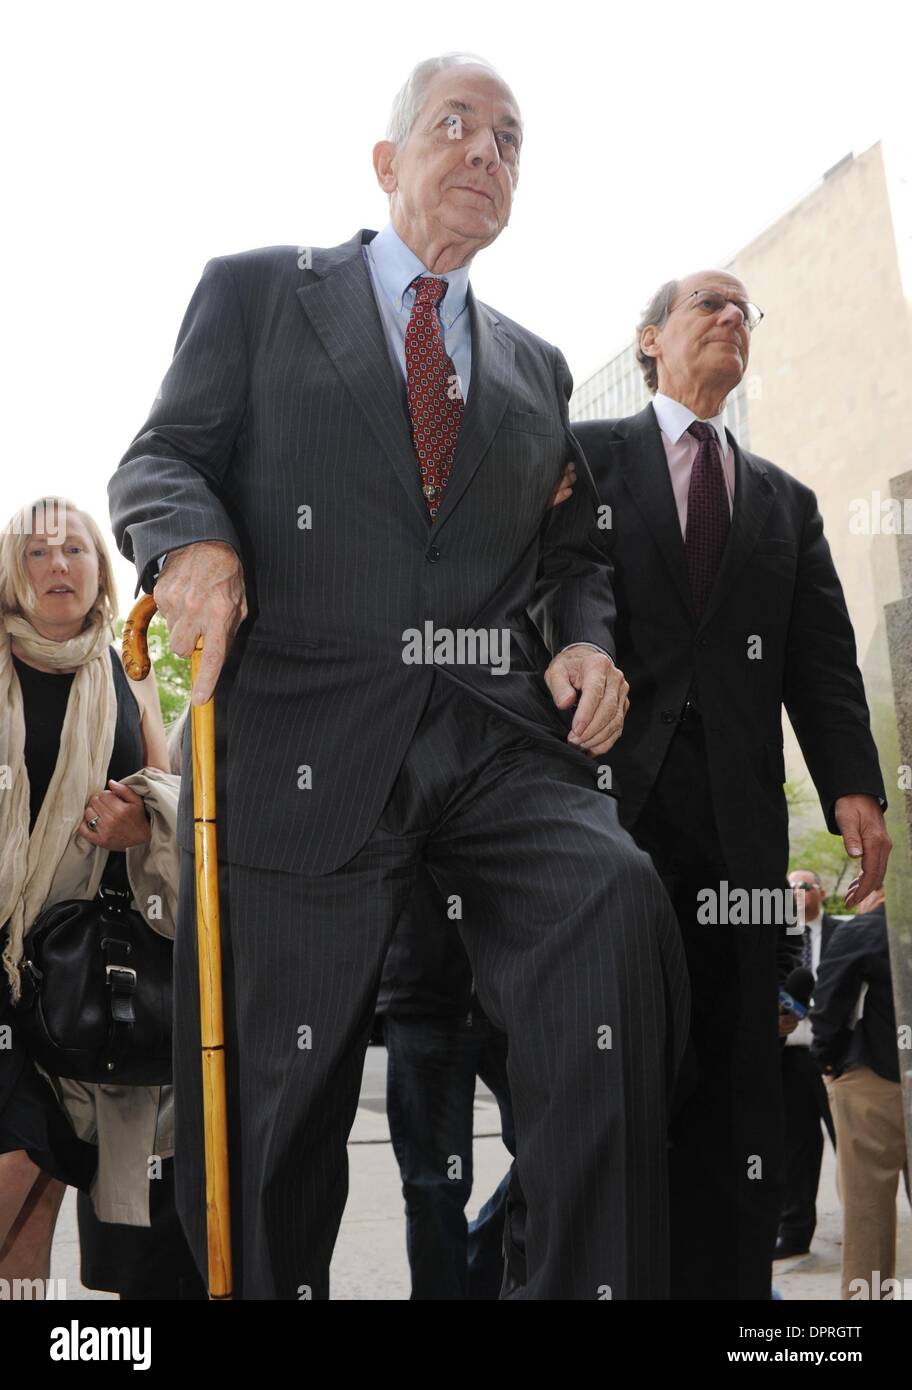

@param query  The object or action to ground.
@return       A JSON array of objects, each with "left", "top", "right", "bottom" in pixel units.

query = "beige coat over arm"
[{"left": 33, "top": 766, "right": 181, "bottom": 1226}]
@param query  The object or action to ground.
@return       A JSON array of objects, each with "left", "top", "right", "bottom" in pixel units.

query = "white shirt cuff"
[{"left": 557, "top": 643, "right": 613, "bottom": 662}]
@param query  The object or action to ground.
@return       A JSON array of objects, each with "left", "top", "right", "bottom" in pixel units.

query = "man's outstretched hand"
[
  {"left": 544, "top": 645, "right": 629, "bottom": 756},
  {"left": 834, "top": 794, "right": 891, "bottom": 908},
  {"left": 153, "top": 540, "right": 248, "bottom": 705}
]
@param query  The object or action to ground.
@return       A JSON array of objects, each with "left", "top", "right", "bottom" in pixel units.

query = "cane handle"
[{"left": 122, "top": 593, "right": 158, "bottom": 681}]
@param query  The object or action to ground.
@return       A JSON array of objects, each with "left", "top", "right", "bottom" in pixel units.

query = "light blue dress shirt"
[{"left": 363, "top": 222, "right": 472, "bottom": 402}]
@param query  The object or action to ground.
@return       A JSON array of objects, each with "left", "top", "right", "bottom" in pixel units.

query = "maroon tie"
[
  {"left": 404, "top": 275, "right": 464, "bottom": 519},
  {"left": 684, "top": 421, "right": 730, "bottom": 617}
]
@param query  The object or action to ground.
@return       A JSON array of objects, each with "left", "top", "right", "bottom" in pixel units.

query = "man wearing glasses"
[{"left": 572, "top": 271, "right": 890, "bottom": 1299}]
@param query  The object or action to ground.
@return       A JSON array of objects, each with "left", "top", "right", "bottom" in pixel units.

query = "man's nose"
[
  {"left": 465, "top": 124, "right": 501, "bottom": 169},
  {"left": 717, "top": 300, "right": 745, "bottom": 328}
]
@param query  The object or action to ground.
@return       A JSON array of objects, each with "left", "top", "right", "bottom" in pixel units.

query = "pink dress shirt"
[{"left": 652, "top": 393, "right": 736, "bottom": 535}]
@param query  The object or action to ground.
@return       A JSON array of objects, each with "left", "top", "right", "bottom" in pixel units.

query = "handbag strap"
[
  {"left": 100, "top": 934, "right": 138, "bottom": 1076},
  {"left": 97, "top": 851, "right": 139, "bottom": 1077},
  {"left": 99, "top": 848, "right": 132, "bottom": 895}
]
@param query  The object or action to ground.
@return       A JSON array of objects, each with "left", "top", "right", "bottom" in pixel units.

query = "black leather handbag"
[{"left": 13, "top": 850, "right": 173, "bottom": 1085}]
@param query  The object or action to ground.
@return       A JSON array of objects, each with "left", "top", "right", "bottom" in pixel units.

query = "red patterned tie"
[
  {"left": 405, "top": 275, "right": 464, "bottom": 519},
  {"left": 684, "top": 421, "right": 731, "bottom": 617}
]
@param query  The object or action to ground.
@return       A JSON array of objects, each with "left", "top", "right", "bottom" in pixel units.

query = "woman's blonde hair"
[{"left": 0, "top": 496, "right": 118, "bottom": 633}]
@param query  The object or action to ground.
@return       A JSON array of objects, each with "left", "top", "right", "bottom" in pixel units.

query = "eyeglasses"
[{"left": 668, "top": 289, "right": 764, "bottom": 332}]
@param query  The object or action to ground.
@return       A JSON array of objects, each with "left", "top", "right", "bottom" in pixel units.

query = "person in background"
[
  {"left": 0, "top": 497, "right": 180, "bottom": 1296},
  {"left": 811, "top": 887, "right": 909, "bottom": 1299},
  {"left": 377, "top": 435, "right": 572, "bottom": 1301},
  {"left": 76, "top": 707, "right": 206, "bottom": 1300},
  {"left": 573, "top": 270, "right": 890, "bottom": 1300},
  {"left": 377, "top": 865, "right": 515, "bottom": 1299},
  {"left": 775, "top": 868, "right": 838, "bottom": 1259}
]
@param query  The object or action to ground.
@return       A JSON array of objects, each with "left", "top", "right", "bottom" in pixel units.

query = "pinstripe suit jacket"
[{"left": 109, "top": 230, "right": 614, "bottom": 874}]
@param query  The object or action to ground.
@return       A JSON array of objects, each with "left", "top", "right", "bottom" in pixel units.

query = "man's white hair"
[{"left": 386, "top": 52, "right": 508, "bottom": 146}]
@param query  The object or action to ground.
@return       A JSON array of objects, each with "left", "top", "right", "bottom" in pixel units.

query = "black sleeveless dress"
[{"left": 0, "top": 646, "right": 144, "bottom": 1189}]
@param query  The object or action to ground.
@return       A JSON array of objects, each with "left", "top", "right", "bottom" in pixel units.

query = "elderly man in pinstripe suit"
[{"left": 109, "top": 52, "right": 689, "bottom": 1300}]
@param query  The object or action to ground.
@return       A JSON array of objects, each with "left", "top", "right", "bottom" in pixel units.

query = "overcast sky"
[{"left": 3, "top": 0, "right": 906, "bottom": 614}]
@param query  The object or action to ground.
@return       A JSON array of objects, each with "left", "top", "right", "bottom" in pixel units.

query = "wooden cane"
[{"left": 123, "top": 594, "right": 233, "bottom": 1300}]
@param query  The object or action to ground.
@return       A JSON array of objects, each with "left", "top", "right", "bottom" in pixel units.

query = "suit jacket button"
[
  {"left": 426, "top": 546, "right": 441, "bottom": 563},
  {"left": 660, "top": 709, "right": 676, "bottom": 724}
]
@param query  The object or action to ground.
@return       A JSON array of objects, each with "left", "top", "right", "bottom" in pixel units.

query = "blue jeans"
[{"left": 384, "top": 1008, "right": 516, "bottom": 1299}]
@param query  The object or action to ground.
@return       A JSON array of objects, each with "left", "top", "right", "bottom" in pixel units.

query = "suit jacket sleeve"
[
  {"left": 781, "top": 487, "right": 886, "bottom": 832},
  {"left": 108, "top": 257, "right": 248, "bottom": 596},
  {"left": 527, "top": 348, "right": 617, "bottom": 660},
  {"left": 810, "top": 924, "right": 866, "bottom": 1073},
  {"left": 776, "top": 921, "right": 802, "bottom": 986}
]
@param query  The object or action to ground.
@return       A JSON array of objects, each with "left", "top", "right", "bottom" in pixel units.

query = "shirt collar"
[
  {"left": 366, "top": 222, "right": 470, "bottom": 329},
  {"left": 653, "top": 392, "right": 728, "bottom": 457}
]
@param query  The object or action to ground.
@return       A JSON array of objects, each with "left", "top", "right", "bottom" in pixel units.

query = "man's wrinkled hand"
[
  {"left": 547, "top": 460, "right": 576, "bottom": 509},
  {"left": 834, "top": 794, "right": 891, "bottom": 908},
  {"left": 544, "top": 645, "right": 629, "bottom": 756},
  {"left": 153, "top": 540, "right": 247, "bottom": 705}
]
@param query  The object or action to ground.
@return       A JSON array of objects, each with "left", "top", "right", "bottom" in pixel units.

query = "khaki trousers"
[{"left": 826, "top": 1064, "right": 907, "bottom": 1299}]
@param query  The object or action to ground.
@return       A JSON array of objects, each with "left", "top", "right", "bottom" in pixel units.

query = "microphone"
[{"left": 779, "top": 966, "right": 815, "bottom": 1020}]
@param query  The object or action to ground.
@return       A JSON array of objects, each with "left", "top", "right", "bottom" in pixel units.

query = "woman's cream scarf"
[{"left": 0, "top": 611, "right": 117, "bottom": 1001}]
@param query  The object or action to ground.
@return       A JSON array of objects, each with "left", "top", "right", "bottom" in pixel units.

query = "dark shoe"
[
  {"left": 499, "top": 1181, "right": 527, "bottom": 1298},
  {"left": 774, "top": 1237, "right": 810, "bottom": 1260}
]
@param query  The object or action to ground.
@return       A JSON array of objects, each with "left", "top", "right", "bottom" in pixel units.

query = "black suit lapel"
[
  {"left": 607, "top": 406, "right": 779, "bottom": 630},
  {"left": 295, "top": 231, "right": 428, "bottom": 528},
  {"left": 612, "top": 404, "right": 694, "bottom": 619},
  {"left": 699, "top": 434, "right": 776, "bottom": 628}
]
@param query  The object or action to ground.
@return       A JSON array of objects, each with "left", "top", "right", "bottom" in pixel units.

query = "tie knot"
[
  {"left": 410, "top": 275, "right": 448, "bottom": 307},
  {"left": 688, "top": 421, "right": 717, "bottom": 446}
]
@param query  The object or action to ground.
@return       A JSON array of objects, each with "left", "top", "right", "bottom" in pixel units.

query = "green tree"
[{"left": 114, "top": 613, "right": 190, "bottom": 731}]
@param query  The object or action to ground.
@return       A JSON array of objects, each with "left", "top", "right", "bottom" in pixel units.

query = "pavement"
[{"left": 49, "top": 1045, "right": 911, "bottom": 1300}]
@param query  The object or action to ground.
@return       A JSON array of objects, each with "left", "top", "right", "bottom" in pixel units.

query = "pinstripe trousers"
[{"left": 173, "top": 673, "right": 689, "bottom": 1299}]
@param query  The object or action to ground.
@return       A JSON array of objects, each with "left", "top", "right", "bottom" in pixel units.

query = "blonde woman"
[
  {"left": 75, "top": 705, "right": 204, "bottom": 1301},
  {"left": 0, "top": 497, "right": 179, "bottom": 1296}
]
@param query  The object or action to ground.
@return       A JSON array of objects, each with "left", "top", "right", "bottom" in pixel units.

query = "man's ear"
[
  {"left": 373, "top": 141, "right": 398, "bottom": 194},
  {"left": 639, "top": 326, "right": 659, "bottom": 360}
]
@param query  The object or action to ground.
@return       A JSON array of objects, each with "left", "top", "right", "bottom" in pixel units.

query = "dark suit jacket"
[
  {"left": 817, "top": 911, "right": 839, "bottom": 965},
  {"left": 109, "top": 231, "right": 612, "bottom": 874},
  {"left": 574, "top": 405, "right": 885, "bottom": 888},
  {"left": 795, "top": 911, "right": 839, "bottom": 975},
  {"left": 780, "top": 911, "right": 838, "bottom": 1045},
  {"left": 810, "top": 905, "right": 899, "bottom": 1081}
]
